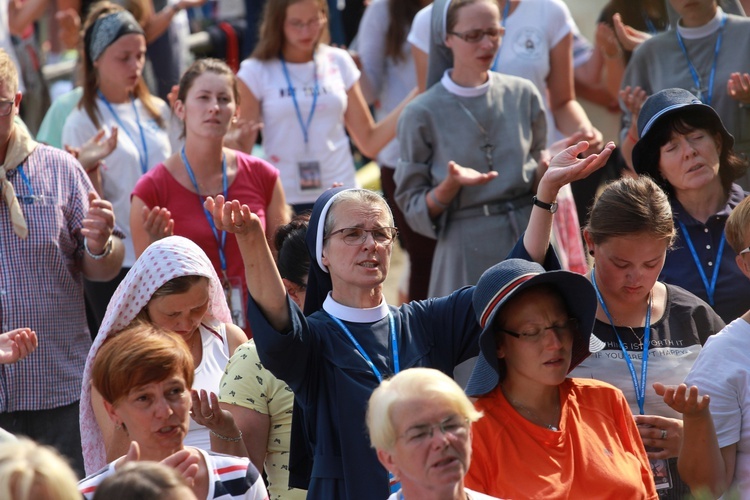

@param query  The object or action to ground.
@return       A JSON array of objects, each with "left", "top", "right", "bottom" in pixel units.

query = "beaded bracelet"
[{"left": 210, "top": 429, "right": 243, "bottom": 443}]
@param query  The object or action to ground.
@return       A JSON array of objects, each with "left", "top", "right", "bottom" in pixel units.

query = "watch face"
[{"left": 549, "top": 203, "right": 558, "bottom": 214}]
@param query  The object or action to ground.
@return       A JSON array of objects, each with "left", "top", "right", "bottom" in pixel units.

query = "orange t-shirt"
[{"left": 466, "top": 378, "right": 657, "bottom": 499}]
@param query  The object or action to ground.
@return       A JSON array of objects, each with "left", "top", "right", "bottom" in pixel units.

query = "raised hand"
[
  {"left": 537, "top": 141, "right": 615, "bottom": 201},
  {"left": 141, "top": 205, "right": 174, "bottom": 245},
  {"left": 189, "top": 389, "right": 237, "bottom": 434},
  {"left": 612, "top": 13, "right": 651, "bottom": 52},
  {"left": 204, "top": 195, "right": 261, "bottom": 236},
  {"left": 727, "top": 72, "right": 750, "bottom": 104},
  {"left": 446, "top": 160, "right": 499, "bottom": 186},
  {"left": 161, "top": 448, "right": 200, "bottom": 487},
  {"left": 654, "top": 382, "right": 711, "bottom": 416},
  {"left": 82, "top": 192, "right": 115, "bottom": 255},
  {"left": 77, "top": 126, "right": 118, "bottom": 172},
  {"left": 0, "top": 328, "right": 37, "bottom": 364},
  {"left": 224, "top": 118, "right": 263, "bottom": 153},
  {"left": 619, "top": 85, "right": 648, "bottom": 122}
]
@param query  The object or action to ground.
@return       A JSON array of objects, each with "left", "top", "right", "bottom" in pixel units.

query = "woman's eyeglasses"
[
  {"left": 448, "top": 26, "right": 504, "bottom": 44},
  {"left": 325, "top": 227, "right": 398, "bottom": 246},
  {"left": 0, "top": 100, "right": 14, "bottom": 117},
  {"left": 286, "top": 16, "right": 325, "bottom": 31},
  {"left": 499, "top": 318, "right": 579, "bottom": 342},
  {"left": 399, "top": 415, "right": 470, "bottom": 446}
]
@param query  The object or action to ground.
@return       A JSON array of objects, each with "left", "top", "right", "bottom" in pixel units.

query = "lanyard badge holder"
[
  {"left": 182, "top": 147, "right": 246, "bottom": 328},
  {"left": 327, "top": 311, "right": 401, "bottom": 494},
  {"left": 591, "top": 269, "right": 672, "bottom": 490},
  {"left": 280, "top": 54, "right": 323, "bottom": 191}
]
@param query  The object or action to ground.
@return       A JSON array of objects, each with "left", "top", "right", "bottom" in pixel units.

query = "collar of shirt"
[
  {"left": 677, "top": 7, "right": 725, "bottom": 40},
  {"left": 323, "top": 292, "right": 389, "bottom": 322},
  {"left": 672, "top": 183, "right": 744, "bottom": 226}
]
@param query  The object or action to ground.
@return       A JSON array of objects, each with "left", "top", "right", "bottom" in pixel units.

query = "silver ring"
[
  {"left": 233, "top": 222, "right": 244, "bottom": 228},
  {"left": 205, "top": 412, "right": 215, "bottom": 421},
  {"left": 660, "top": 429, "right": 667, "bottom": 440}
]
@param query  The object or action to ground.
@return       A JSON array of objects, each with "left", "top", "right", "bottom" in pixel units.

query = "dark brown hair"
[
  {"left": 385, "top": 0, "right": 426, "bottom": 62},
  {"left": 638, "top": 110, "right": 748, "bottom": 196}
]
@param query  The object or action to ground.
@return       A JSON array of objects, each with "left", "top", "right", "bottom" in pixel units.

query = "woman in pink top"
[{"left": 131, "top": 58, "right": 288, "bottom": 328}]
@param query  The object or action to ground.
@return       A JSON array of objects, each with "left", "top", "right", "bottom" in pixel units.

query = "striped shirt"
[
  {"left": 0, "top": 144, "right": 93, "bottom": 412},
  {"left": 79, "top": 449, "right": 269, "bottom": 500}
]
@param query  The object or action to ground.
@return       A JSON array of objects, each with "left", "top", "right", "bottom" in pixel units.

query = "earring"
[{"left": 115, "top": 422, "right": 123, "bottom": 430}]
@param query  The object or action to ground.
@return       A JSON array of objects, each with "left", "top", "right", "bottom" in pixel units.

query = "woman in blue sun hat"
[
  {"left": 632, "top": 87, "right": 750, "bottom": 324},
  {"left": 464, "top": 257, "right": 657, "bottom": 499}
]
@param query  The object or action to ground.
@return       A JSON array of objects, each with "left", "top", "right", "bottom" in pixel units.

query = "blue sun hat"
[
  {"left": 632, "top": 88, "right": 734, "bottom": 183},
  {"left": 464, "top": 259, "right": 603, "bottom": 397}
]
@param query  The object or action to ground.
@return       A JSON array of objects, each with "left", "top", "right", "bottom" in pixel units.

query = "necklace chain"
[{"left": 502, "top": 385, "right": 560, "bottom": 431}]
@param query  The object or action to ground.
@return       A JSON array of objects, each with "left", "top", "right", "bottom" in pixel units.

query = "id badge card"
[
  {"left": 650, "top": 458, "right": 673, "bottom": 490},
  {"left": 223, "top": 275, "right": 246, "bottom": 329},
  {"left": 297, "top": 157, "right": 323, "bottom": 191}
]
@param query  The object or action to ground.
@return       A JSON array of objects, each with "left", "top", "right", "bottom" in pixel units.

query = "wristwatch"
[{"left": 532, "top": 195, "right": 558, "bottom": 214}]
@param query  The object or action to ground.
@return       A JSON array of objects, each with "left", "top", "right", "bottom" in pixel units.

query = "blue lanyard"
[
  {"left": 97, "top": 91, "right": 150, "bottom": 174},
  {"left": 591, "top": 268, "right": 652, "bottom": 416},
  {"left": 326, "top": 311, "right": 399, "bottom": 382},
  {"left": 181, "top": 147, "right": 228, "bottom": 272},
  {"left": 677, "top": 220, "right": 725, "bottom": 306},
  {"left": 279, "top": 54, "right": 318, "bottom": 145},
  {"left": 675, "top": 14, "right": 726, "bottom": 106},
  {"left": 490, "top": 0, "right": 512, "bottom": 72},
  {"left": 642, "top": 12, "right": 658, "bottom": 35},
  {"left": 16, "top": 164, "right": 34, "bottom": 199}
]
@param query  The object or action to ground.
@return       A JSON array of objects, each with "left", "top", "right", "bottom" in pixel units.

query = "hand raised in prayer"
[
  {"left": 82, "top": 192, "right": 115, "bottom": 255},
  {"left": 446, "top": 160, "right": 498, "bottom": 186},
  {"left": 728, "top": 72, "right": 750, "bottom": 105},
  {"left": 141, "top": 205, "right": 174, "bottom": 245},
  {"left": 204, "top": 195, "right": 263, "bottom": 238},
  {"left": 536, "top": 140, "right": 615, "bottom": 203},
  {"left": 619, "top": 86, "right": 648, "bottom": 122},
  {"left": 612, "top": 13, "right": 651, "bottom": 52},
  {"left": 0, "top": 328, "right": 37, "bottom": 364},
  {"left": 189, "top": 389, "right": 236, "bottom": 434}
]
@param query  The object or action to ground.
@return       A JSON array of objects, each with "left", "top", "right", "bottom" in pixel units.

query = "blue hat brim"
[{"left": 465, "top": 269, "right": 601, "bottom": 397}]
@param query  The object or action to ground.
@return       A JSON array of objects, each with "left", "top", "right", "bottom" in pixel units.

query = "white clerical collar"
[
  {"left": 677, "top": 7, "right": 724, "bottom": 40},
  {"left": 441, "top": 70, "right": 490, "bottom": 97},
  {"left": 322, "top": 293, "right": 389, "bottom": 323}
]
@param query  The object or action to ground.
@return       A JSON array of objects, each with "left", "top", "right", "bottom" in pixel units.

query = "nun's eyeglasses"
[
  {"left": 325, "top": 227, "right": 398, "bottom": 246},
  {"left": 499, "top": 318, "right": 578, "bottom": 342}
]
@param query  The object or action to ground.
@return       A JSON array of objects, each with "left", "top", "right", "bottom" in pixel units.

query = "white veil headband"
[{"left": 79, "top": 236, "right": 232, "bottom": 474}]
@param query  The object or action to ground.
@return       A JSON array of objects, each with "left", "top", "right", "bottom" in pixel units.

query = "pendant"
[{"left": 481, "top": 142, "right": 494, "bottom": 170}]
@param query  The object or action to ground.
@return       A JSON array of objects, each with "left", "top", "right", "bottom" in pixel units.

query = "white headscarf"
[{"left": 79, "top": 236, "right": 232, "bottom": 474}]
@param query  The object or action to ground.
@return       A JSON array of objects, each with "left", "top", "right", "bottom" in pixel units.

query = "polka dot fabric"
[{"left": 79, "top": 236, "right": 233, "bottom": 474}]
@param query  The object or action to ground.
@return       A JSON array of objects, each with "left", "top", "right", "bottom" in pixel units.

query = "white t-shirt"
[
  {"left": 409, "top": 0, "right": 574, "bottom": 145},
  {"left": 685, "top": 318, "right": 750, "bottom": 499},
  {"left": 237, "top": 45, "right": 360, "bottom": 205},
  {"left": 185, "top": 322, "right": 230, "bottom": 450},
  {"left": 62, "top": 96, "right": 171, "bottom": 267}
]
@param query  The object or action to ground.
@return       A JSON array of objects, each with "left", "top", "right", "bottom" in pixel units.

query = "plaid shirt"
[{"left": 0, "top": 144, "right": 94, "bottom": 412}]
